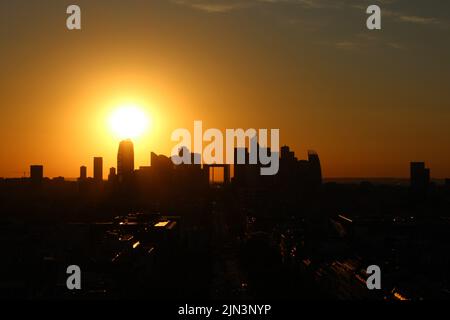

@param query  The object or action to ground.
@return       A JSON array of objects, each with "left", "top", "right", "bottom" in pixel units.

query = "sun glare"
[{"left": 109, "top": 105, "right": 149, "bottom": 139}]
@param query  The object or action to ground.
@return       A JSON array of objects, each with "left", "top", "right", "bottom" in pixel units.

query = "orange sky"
[{"left": 1, "top": 0, "right": 450, "bottom": 178}]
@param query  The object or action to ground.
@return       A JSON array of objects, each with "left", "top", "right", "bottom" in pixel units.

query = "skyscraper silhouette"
[
  {"left": 79, "top": 165, "right": 87, "bottom": 180},
  {"left": 30, "top": 165, "right": 43, "bottom": 183},
  {"left": 108, "top": 167, "right": 116, "bottom": 182},
  {"left": 410, "top": 162, "right": 430, "bottom": 194},
  {"left": 308, "top": 150, "right": 322, "bottom": 186},
  {"left": 94, "top": 157, "right": 103, "bottom": 182},
  {"left": 117, "top": 139, "right": 134, "bottom": 182}
]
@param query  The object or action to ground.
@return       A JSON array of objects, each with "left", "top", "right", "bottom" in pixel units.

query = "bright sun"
[{"left": 109, "top": 105, "right": 150, "bottom": 139}]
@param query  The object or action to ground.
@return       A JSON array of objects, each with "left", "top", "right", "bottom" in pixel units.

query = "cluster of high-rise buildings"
[
  {"left": 72, "top": 140, "right": 323, "bottom": 191},
  {"left": 26, "top": 143, "right": 450, "bottom": 194},
  {"left": 75, "top": 139, "right": 135, "bottom": 184}
]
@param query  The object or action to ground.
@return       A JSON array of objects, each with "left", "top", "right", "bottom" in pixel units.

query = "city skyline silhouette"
[{"left": 1, "top": 0, "right": 450, "bottom": 303}]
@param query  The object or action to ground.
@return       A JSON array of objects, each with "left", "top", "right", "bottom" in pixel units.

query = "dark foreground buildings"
[
  {"left": 410, "top": 162, "right": 430, "bottom": 196},
  {"left": 2, "top": 143, "right": 450, "bottom": 300}
]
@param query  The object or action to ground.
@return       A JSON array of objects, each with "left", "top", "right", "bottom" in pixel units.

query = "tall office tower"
[
  {"left": 108, "top": 167, "right": 116, "bottom": 182},
  {"left": 79, "top": 166, "right": 87, "bottom": 180},
  {"left": 30, "top": 165, "right": 43, "bottom": 183},
  {"left": 117, "top": 139, "right": 134, "bottom": 181},
  {"left": 308, "top": 150, "right": 322, "bottom": 186},
  {"left": 410, "top": 162, "right": 430, "bottom": 193},
  {"left": 93, "top": 157, "right": 103, "bottom": 182}
]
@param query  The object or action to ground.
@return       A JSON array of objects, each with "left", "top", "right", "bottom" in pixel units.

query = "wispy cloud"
[
  {"left": 335, "top": 41, "right": 359, "bottom": 50},
  {"left": 172, "top": 0, "right": 250, "bottom": 13},
  {"left": 190, "top": 3, "right": 247, "bottom": 13},
  {"left": 351, "top": 3, "right": 447, "bottom": 28},
  {"left": 361, "top": 6, "right": 448, "bottom": 28},
  {"left": 330, "top": 33, "right": 406, "bottom": 51},
  {"left": 398, "top": 15, "right": 440, "bottom": 25},
  {"left": 173, "top": 0, "right": 449, "bottom": 30},
  {"left": 172, "top": 0, "right": 342, "bottom": 13},
  {"left": 387, "top": 42, "right": 405, "bottom": 50},
  {"left": 295, "top": 0, "right": 335, "bottom": 9}
]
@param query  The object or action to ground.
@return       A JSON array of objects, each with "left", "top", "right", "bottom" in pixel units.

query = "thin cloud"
[
  {"left": 335, "top": 41, "right": 359, "bottom": 50},
  {"left": 351, "top": 3, "right": 447, "bottom": 28},
  {"left": 173, "top": 0, "right": 449, "bottom": 29},
  {"left": 387, "top": 42, "right": 405, "bottom": 50},
  {"left": 331, "top": 33, "right": 406, "bottom": 51},
  {"left": 374, "top": 8, "right": 447, "bottom": 27},
  {"left": 398, "top": 15, "right": 440, "bottom": 25},
  {"left": 191, "top": 3, "right": 247, "bottom": 13},
  {"left": 172, "top": 0, "right": 250, "bottom": 13},
  {"left": 173, "top": 0, "right": 341, "bottom": 13},
  {"left": 295, "top": 0, "right": 333, "bottom": 9}
]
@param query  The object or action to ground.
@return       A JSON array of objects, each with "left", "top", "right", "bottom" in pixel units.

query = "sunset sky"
[{"left": 1, "top": 0, "right": 449, "bottom": 178}]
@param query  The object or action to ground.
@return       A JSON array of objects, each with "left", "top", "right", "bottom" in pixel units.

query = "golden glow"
[
  {"left": 109, "top": 104, "right": 150, "bottom": 139},
  {"left": 155, "top": 221, "right": 169, "bottom": 227},
  {"left": 393, "top": 292, "right": 409, "bottom": 301}
]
